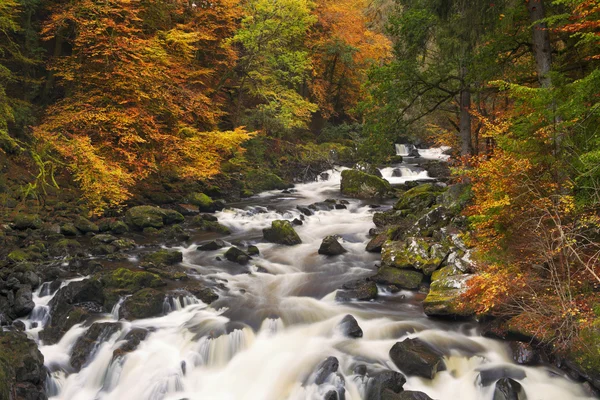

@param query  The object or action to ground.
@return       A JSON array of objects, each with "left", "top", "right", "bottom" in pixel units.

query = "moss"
[
  {"left": 372, "top": 266, "right": 424, "bottom": 290},
  {"left": 120, "top": 288, "right": 165, "bottom": 320},
  {"left": 7, "top": 249, "right": 38, "bottom": 263},
  {"left": 60, "top": 223, "right": 79, "bottom": 236},
  {"left": 423, "top": 274, "right": 475, "bottom": 317},
  {"left": 191, "top": 216, "right": 231, "bottom": 234},
  {"left": 49, "top": 239, "right": 83, "bottom": 257},
  {"left": 188, "top": 192, "right": 214, "bottom": 209},
  {"left": 103, "top": 268, "right": 165, "bottom": 291},
  {"left": 340, "top": 169, "right": 392, "bottom": 199},
  {"left": 393, "top": 183, "right": 444, "bottom": 213},
  {"left": 263, "top": 220, "right": 302, "bottom": 245},
  {"left": 381, "top": 239, "right": 445, "bottom": 276},
  {"left": 124, "top": 206, "right": 184, "bottom": 230},
  {"left": 143, "top": 249, "right": 183, "bottom": 266},
  {"left": 241, "top": 189, "right": 254, "bottom": 198},
  {"left": 74, "top": 216, "right": 99, "bottom": 233},
  {"left": 244, "top": 169, "right": 291, "bottom": 192},
  {"left": 12, "top": 213, "right": 42, "bottom": 230}
]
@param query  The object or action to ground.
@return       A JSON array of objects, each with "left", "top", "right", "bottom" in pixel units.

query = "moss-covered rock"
[
  {"left": 423, "top": 274, "right": 474, "bottom": 317},
  {"left": 263, "top": 220, "right": 302, "bottom": 245},
  {"left": 124, "top": 206, "right": 184, "bottom": 230},
  {"left": 119, "top": 288, "right": 165, "bottom": 320},
  {"left": 372, "top": 266, "right": 424, "bottom": 290},
  {"left": 12, "top": 213, "right": 42, "bottom": 230},
  {"left": 74, "top": 216, "right": 99, "bottom": 233},
  {"left": 441, "top": 183, "right": 473, "bottom": 213},
  {"left": 247, "top": 245, "right": 260, "bottom": 256},
  {"left": 102, "top": 268, "right": 164, "bottom": 292},
  {"left": 0, "top": 331, "right": 46, "bottom": 400},
  {"left": 394, "top": 183, "right": 442, "bottom": 214},
  {"left": 245, "top": 169, "right": 291, "bottom": 192},
  {"left": 340, "top": 169, "right": 392, "bottom": 199},
  {"left": 7, "top": 249, "right": 41, "bottom": 263},
  {"left": 187, "top": 192, "right": 216, "bottom": 212},
  {"left": 335, "top": 279, "right": 378, "bottom": 302},
  {"left": 381, "top": 238, "right": 446, "bottom": 276},
  {"left": 60, "top": 222, "right": 79, "bottom": 236},
  {"left": 224, "top": 247, "right": 251, "bottom": 265},
  {"left": 49, "top": 239, "right": 84, "bottom": 257},
  {"left": 143, "top": 249, "right": 183, "bottom": 266},
  {"left": 191, "top": 215, "right": 231, "bottom": 234}
]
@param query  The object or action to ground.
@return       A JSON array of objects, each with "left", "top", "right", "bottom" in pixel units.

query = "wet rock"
[
  {"left": 13, "top": 285, "right": 34, "bottom": 318},
  {"left": 143, "top": 249, "right": 183, "bottom": 266},
  {"left": 224, "top": 247, "right": 251, "bottom": 265},
  {"left": 188, "top": 192, "right": 219, "bottom": 212},
  {"left": 119, "top": 288, "right": 165, "bottom": 320},
  {"left": 102, "top": 268, "right": 164, "bottom": 293},
  {"left": 12, "top": 214, "right": 42, "bottom": 230},
  {"left": 411, "top": 207, "right": 454, "bottom": 237},
  {"left": 292, "top": 218, "right": 303, "bottom": 226},
  {"left": 509, "top": 342, "right": 540, "bottom": 365},
  {"left": 366, "top": 370, "right": 406, "bottom": 400},
  {"left": 74, "top": 216, "right": 99, "bottom": 233},
  {"left": 91, "top": 234, "right": 118, "bottom": 245},
  {"left": 366, "top": 233, "right": 387, "bottom": 253},
  {"left": 113, "top": 328, "right": 149, "bottom": 359},
  {"left": 381, "top": 390, "right": 433, "bottom": 400},
  {"left": 40, "top": 279, "right": 106, "bottom": 344},
  {"left": 314, "top": 356, "right": 339, "bottom": 385},
  {"left": 479, "top": 366, "right": 527, "bottom": 386},
  {"left": 309, "top": 201, "right": 336, "bottom": 211},
  {"left": 389, "top": 338, "right": 445, "bottom": 379},
  {"left": 423, "top": 273, "right": 474, "bottom": 318},
  {"left": 125, "top": 206, "right": 184, "bottom": 230},
  {"left": 355, "top": 161, "right": 383, "bottom": 177},
  {"left": 372, "top": 267, "right": 424, "bottom": 290},
  {"left": 492, "top": 378, "right": 528, "bottom": 400},
  {"left": 319, "top": 236, "right": 347, "bottom": 256},
  {"left": 247, "top": 245, "right": 260, "bottom": 256},
  {"left": 0, "top": 330, "right": 47, "bottom": 400},
  {"left": 296, "top": 205, "right": 314, "bottom": 216},
  {"left": 340, "top": 170, "right": 392, "bottom": 199},
  {"left": 324, "top": 390, "right": 340, "bottom": 400},
  {"left": 335, "top": 279, "right": 378, "bottom": 302},
  {"left": 263, "top": 220, "right": 302, "bottom": 245},
  {"left": 71, "top": 322, "right": 121, "bottom": 371},
  {"left": 48, "top": 239, "right": 84, "bottom": 257},
  {"left": 198, "top": 239, "right": 226, "bottom": 251},
  {"left": 422, "top": 160, "right": 451, "bottom": 179},
  {"left": 338, "top": 314, "right": 363, "bottom": 338},
  {"left": 190, "top": 214, "right": 231, "bottom": 234},
  {"left": 245, "top": 169, "right": 291, "bottom": 192}
]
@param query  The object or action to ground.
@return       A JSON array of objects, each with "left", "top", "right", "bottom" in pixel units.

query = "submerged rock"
[
  {"left": 335, "top": 279, "right": 378, "bottom": 302},
  {"left": 263, "top": 220, "right": 302, "bottom": 245},
  {"left": 340, "top": 170, "right": 392, "bottom": 199},
  {"left": 389, "top": 338, "right": 445, "bottom": 379},
  {"left": 318, "top": 236, "right": 347, "bottom": 256}
]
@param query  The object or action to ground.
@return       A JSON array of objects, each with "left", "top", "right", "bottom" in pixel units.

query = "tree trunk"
[
  {"left": 526, "top": 0, "right": 552, "bottom": 87},
  {"left": 459, "top": 86, "right": 473, "bottom": 156}
]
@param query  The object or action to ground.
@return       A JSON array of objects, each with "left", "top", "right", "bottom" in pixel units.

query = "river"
[{"left": 19, "top": 156, "right": 597, "bottom": 400}]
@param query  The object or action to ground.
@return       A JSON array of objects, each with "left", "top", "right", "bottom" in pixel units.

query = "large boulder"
[
  {"left": 381, "top": 238, "right": 446, "bottom": 276},
  {"left": 0, "top": 331, "right": 47, "bottom": 400},
  {"left": 423, "top": 273, "right": 475, "bottom": 318},
  {"left": 124, "top": 206, "right": 184, "bottom": 230},
  {"left": 372, "top": 267, "right": 424, "bottom": 290},
  {"left": 263, "top": 220, "right": 302, "bottom": 245},
  {"left": 318, "top": 236, "right": 347, "bottom": 256},
  {"left": 340, "top": 170, "right": 392, "bottom": 199},
  {"left": 389, "top": 338, "right": 445, "bottom": 379},
  {"left": 245, "top": 169, "right": 291, "bottom": 192},
  {"left": 394, "top": 184, "right": 440, "bottom": 213},
  {"left": 335, "top": 279, "right": 378, "bottom": 302}
]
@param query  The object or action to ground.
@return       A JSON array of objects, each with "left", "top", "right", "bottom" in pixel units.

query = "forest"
[{"left": 0, "top": 0, "right": 599, "bottom": 399}]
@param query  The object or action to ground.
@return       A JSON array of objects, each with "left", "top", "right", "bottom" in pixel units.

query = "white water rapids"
[{"left": 20, "top": 160, "right": 596, "bottom": 400}]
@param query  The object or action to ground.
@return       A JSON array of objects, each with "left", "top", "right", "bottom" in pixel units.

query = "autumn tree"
[{"left": 36, "top": 0, "right": 251, "bottom": 211}]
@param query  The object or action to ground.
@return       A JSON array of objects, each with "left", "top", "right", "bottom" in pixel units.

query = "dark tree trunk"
[
  {"left": 526, "top": 0, "right": 552, "bottom": 87},
  {"left": 459, "top": 86, "right": 473, "bottom": 156}
]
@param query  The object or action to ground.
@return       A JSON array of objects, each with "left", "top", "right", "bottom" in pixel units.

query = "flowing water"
[{"left": 21, "top": 159, "right": 597, "bottom": 400}]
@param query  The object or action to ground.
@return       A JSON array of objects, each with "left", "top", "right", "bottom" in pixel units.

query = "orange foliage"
[
  {"left": 309, "top": 0, "right": 391, "bottom": 119},
  {"left": 36, "top": 0, "right": 251, "bottom": 211}
]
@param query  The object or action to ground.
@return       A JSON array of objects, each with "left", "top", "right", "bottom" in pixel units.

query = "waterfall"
[{"left": 395, "top": 143, "right": 417, "bottom": 156}]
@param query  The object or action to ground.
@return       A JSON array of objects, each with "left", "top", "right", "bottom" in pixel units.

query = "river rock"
[
  {"left": 191, "top": 214, "right": 231, "bottom": 234},
  {"left": 314, "top": 356, "right": 339, "bottom": 385},
  {"left": 13, "top": 285, "right": 34, "bottom": 318},
  {"left": 335, "top": 279, "right": 378, "bottom": 302},
  {"left": 381, "top": 238, "right": 446, "bottom": 276},
  {"left": 366, "top": 370, "right": 406, "bottom": 400},
  {"left": 143, "top": 249, "right": 183, "bottom": 266},
  {"left": 355, "top": 161, "right": 383, "bottom": 177},
  {"left": 263, "top": 220, "right": 302, "bottom": 245},
  {"left": 198, "top": 239, "right": 226, "bottom": 251},
  {"left": 338, "top": 314, "right": 363, "bottom": 338},
  {"left": 60, "top": 223, "right": 79, "bottom": 236},
  {"left": 40, "top": 279, "right": 106, "bottom": 344},
  {"left": 247, "top": 245, "right": 260, "bottom": 256},
  {"left": 381, "top": 390, "right": 433, "bottom": 400},
  {"left": 297, "top": 205, "right": 314, "bottom": 216},
  {"left": 372, "top": 266, "right": 424, "bottom": 290},
  {"left": 509, "top": 342, "right": 540, "bottom": 365},
  {"left": 318, "top": 236, "right": 347, "bottom": 256},
  {"left": 113, "top": 328, "right": 149, "bottom": 359},
  {"left": 492, "top": 378, "right": 528, "bottom": 400},
  {"left": 71, "top": 322, "right": 121, "bottom": 371},
  {"left": 119, "top": 288, "right": 165, "bottom": 320},
  {"left": 394, "top": 183, "right": 440, "bottom": 213},
  {"left": 389, "top": 338, "right": 445, "bottom": 379},
  {"left": 0, "top": 330, "right": 47, "bottom": 400},
  {"left": 224, "top": 247, "right": 251, "bottom": 265},
  {"left": 340, "top": 170, "right": 392, "bottom": 199},
  {"left": 479, "top": 366, "right": 527, "bottom": 386},
  {"left": 12, "top": 213, "right": 43, "bottom": 230},
  {"left": 423, "top": 273, "right": 474, "bottom": 317},
  {"left": 74, "top": 216, "right": 99, "bottom": 233},
  {"left": 366, "top": 233, "right": 388, "bottom": 253},
  {"left": 124, "top": 206, "right": 184, "bottom": 230}
]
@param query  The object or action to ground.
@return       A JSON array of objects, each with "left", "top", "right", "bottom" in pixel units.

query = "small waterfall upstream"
[{"left": 19, "top": 152, "right": 597, "bottom": 400}]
